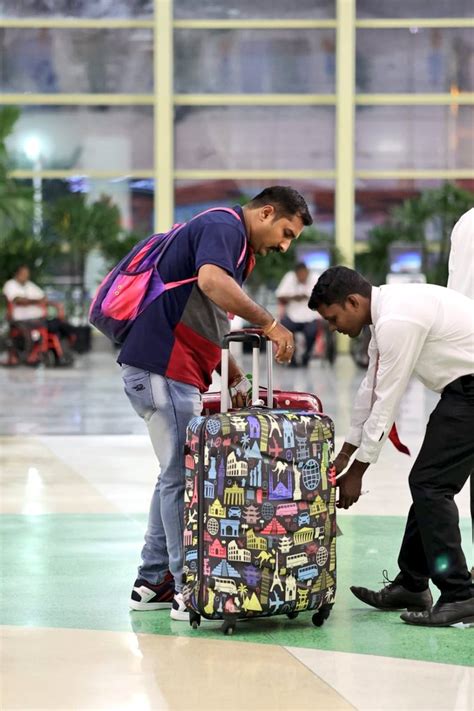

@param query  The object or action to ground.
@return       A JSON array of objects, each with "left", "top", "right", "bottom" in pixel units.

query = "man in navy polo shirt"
[{"left": 122, "top": 186, "right": 313, "bottom": 620}]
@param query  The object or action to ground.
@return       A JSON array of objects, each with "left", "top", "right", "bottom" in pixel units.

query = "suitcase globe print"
[{"left": 182, "top": 408, "right": 337, "bottom": 635}]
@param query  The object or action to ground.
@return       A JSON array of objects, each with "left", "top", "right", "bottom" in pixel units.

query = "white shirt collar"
[{"left": 370, "top": 286, "right": 381, "bottom": 325}]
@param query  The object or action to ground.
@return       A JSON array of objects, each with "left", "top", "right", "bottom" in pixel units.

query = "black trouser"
[
  {"left": 46, "top": 317, "right": 75, "bottom": 340},
  {"left": 281, "top": 315, "right": 318, "bottom": 364},
  {"left": 397, "top": 375, "right": 474, "bottom": 602}
]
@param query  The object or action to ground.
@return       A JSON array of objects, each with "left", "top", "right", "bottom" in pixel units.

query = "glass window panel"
[
  {"left": 174, "top": 1, "right": 335, "bottom": 20},
  {"left": 356, "top": 106, "right": 474, "bottom": 170},
  {"left": 357, "top": 1, "right": 473, "bottom": 19},
  {"left": 0, "top": 0, "right": 153, "bottom": 18},
  {"left": 6, "top": 106, "right": 153, "bottom": 171},
  {"left": 354, "top": 179, "right": 474, "bottom": 287},
  {"left": 356, "top": 28, "right": 474, "bottom": 93},
  {"left": 5, "top": 176, "right": 154, "bottom": 313},
  {"left": 174, "top": 179, "right": 335, "bottom": 233},
  {"left": 0, "top": 28, "right": 153, "bottom": 93},
  {"left": 175, "top": 30, "right": 336, "bottom": 94},
  {"left": 37, "top": 176, "right": 153, "bottom": 234},
  {"left": 175, "top": 107, "right": 335, "bottom": 170},
  {"left": 354, "top": 178, "right": 474, "bottom": 241}
]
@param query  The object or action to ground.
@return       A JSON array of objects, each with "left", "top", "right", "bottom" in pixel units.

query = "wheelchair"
[{"left": 5, "top": 299, "right": 75, "bottom": 367}]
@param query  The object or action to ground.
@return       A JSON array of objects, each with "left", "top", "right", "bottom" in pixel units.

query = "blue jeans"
[{"left": 121, "top": 365, "right": 202, "bottom": 591}]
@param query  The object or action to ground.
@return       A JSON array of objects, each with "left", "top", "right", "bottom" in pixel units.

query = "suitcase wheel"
[
  {"left": 312, "top": 604, "right": 332, "bottom": 627},
  {"left": 286, "top": 612, "right": 299, "bottom": 620},
  {"left": 189, "top": 611, "right": 201, "bottom": 629},
  {"left": 221, "top": 621, "right": 236, "bottom": 636}
]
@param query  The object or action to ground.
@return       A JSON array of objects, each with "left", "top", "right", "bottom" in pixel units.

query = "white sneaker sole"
[
  {"left": 170, "top": 607, "right": 189, "bottom": 621},
  {"left": 129, "top": 600, "right": 173, "bottom": 611}
]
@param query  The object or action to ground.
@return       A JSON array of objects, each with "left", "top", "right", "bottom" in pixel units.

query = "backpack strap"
[
  {"left": 164, "top": 207, "right": 247, "bottom": 291},
  {"left": 194, "top": 207, "right": 247, "bottom": 268}
]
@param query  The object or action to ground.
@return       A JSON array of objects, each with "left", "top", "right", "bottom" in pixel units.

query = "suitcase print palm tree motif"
[{"left": 182, "top": 409, "right": 337, "bottom": 632}]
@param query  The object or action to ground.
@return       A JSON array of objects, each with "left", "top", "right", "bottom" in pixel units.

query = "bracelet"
[
  {"left": 338, "top": 451, "right": 351, "bottom": 460},
  {"left": 263, "top": 319, "right": 278, "bottom": 336}
]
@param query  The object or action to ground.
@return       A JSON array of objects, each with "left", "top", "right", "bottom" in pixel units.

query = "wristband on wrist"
[
  {"left": 263, "top": 319, "right": 278, "bottom": 336},
  {"left": 229, "top": 374, "right": 245, "bottom": 388},
  {"left": 338, "top": 451, "right": 351, "bottom": 460}
]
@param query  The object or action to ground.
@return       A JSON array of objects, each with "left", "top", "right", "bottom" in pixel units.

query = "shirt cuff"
[
  {"left": 345, "top": 427, "right": 363, "bottom": 448},
  {"left": 355, "top": 441, "right": 383, "bottom": 464}
]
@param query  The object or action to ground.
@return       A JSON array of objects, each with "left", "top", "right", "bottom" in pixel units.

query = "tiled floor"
[{"left": 1, "top": 342, "right": 472, "bottom": 710}]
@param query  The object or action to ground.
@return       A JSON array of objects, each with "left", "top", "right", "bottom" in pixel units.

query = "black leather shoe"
[
  {"left": 401, "top": 597, "right": 474, "bottom": 627},
  {"left": 351, "top": 571, "right": 433, "bottom": 611}
]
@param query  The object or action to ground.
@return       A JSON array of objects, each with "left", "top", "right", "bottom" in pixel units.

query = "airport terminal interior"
[{"left": 1, "top": 1, "right": 473, "bottom": 710}]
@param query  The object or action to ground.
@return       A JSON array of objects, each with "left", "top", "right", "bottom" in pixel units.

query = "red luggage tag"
[
  {"left": 388, "top": 422, "right": 410, "bottom": 456},
  {"left": 373, "top": 353, "right": 411, "bottom": 456}
]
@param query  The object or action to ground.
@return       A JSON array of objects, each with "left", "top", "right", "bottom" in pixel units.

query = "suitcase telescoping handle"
[{"left": 220, "top": 330, "right": 274, "bottom": 413}]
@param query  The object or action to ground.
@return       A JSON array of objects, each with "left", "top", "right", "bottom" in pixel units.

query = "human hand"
[
  {"left": 229, "top": 374, "right": 252, "bottom": 408},
  {"left": 333, "top": 451, "right": 352, "bottom": 476},
  {"left": 264, "top": 322, "right": 295, "bottom": 364},
  {"left": 336, "top": 463, "right": 365, "bottom": 509}
]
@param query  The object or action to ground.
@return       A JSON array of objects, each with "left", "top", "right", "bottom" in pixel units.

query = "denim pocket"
[{"left": 122, "top": 366, "right": 156, "bottom": 419}]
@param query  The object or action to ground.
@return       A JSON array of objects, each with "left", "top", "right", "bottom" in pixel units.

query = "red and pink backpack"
[{"left": 89, "top": 208, "right": 245, "bottom": 344}]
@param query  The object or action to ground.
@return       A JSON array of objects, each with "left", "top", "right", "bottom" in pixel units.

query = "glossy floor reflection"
[
  {"left": 0, "top": 346, "right": 472, "bottom": 710},
  {"left": 2, "top": 627, "right": 353, "bottom": 711}
]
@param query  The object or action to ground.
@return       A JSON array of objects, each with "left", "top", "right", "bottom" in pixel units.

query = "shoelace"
[{"left": 380, "top": 569, "right": 395, "bottom": 588}]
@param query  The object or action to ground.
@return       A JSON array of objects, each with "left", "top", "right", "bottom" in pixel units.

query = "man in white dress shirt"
[
  {"left": 309, "top": 266, "right": 474, "bottom": 627},
  {"left": 3, "top": 264, "right": 46, "bottom": 322}
]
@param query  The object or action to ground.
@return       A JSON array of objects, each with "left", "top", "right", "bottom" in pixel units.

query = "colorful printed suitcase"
[{"left": 182, "top": 332, "right": 337, "bottom": 635}]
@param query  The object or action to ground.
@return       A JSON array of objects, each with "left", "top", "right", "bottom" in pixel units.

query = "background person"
[
  {"left": 309, "top": 266, "right": 474, "bottom": 627},
  {"left": 276, "top": 262, "right": 320, "bottom": 367},
  {"left": 3, "top": 264, "right": 75, "bottom": 362},
  {"left": 3, "top": 264, "right": 46, "bottom": 323},
  {"left": 3, "top": 265, "right": 48, "bottom": 360}
]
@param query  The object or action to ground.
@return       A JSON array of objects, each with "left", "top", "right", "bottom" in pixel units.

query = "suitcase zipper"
[{"left": 197, "top": 420, "right": 206, "bottom": 613}]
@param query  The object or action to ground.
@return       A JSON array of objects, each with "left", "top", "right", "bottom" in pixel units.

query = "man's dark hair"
[
  {"left": 247, "top": 186, "right": 313, "bottom": 226},
  {"left": 308, "top": 266, "right": 372, "bottom": 310},
  {"left": 295, "top": 262, "right": 308, "bottom": 272}
]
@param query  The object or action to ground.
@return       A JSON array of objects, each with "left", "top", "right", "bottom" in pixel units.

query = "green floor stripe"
[{"left": 0, "top": 513, "right": 472, "bottom": 666}]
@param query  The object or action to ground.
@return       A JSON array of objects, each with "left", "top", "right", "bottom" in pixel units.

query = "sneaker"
[
  {"left": 170, "top": 592, "right": 189, "bottom": 621},
  {"left": 130, "top": 572, "right": 174, "bottom": 611}
]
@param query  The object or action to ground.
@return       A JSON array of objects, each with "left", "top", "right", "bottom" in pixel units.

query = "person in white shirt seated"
[
  {"left": 309, "top": 266, "right": 474, "bottom": 628},
  {"left": 3, "top": 264, "right": 46, "bottom": 324},
  {"left": 276, "top": 262, "right": 321, "bottom": 367},
  {"left": 3, "top": 264, "right": 74, "bottom": 362}
]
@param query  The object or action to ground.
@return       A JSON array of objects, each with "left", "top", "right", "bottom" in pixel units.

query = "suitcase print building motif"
[{"left": 183, "top": 410, "right": 337, "bottom": 620}]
